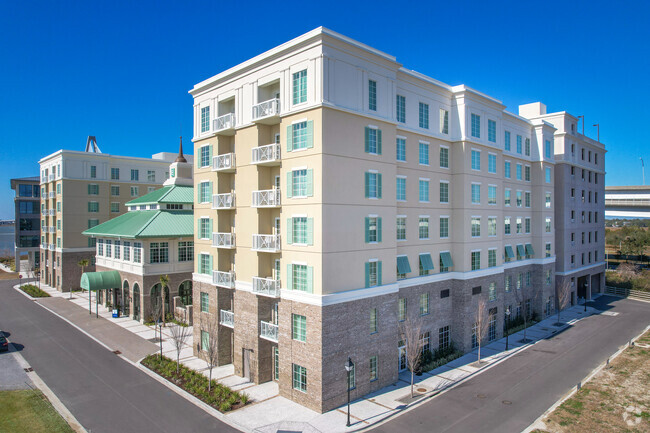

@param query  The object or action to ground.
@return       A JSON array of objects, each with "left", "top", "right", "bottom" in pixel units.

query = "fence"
[{"left": 605, "top": 286, "right": 650, "bottom": 301}]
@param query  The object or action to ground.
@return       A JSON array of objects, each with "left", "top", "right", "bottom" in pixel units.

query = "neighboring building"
[
  {"left": 82, "top": 144, "right": 194, "bottom": 321},
  {"left": 39, "top": 136, "right": 193, "bottom": 292},
  {"left": 605, "top": 186, "right": 650, "bottom": 219},
  {"left": 189, "top": 27, "right": 604, "bottom": 413},
  {"left": 10, "top": 176, "right": 41, "bottom": 270}
]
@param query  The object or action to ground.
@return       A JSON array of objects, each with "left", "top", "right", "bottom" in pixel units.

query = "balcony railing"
[
  {"left": 49, "top": 243, "right": 56, "bottom": 250},
  {"left": 212, "top": 192, "right": 235, "bottom": 209},
  {"left": 213, "top": 270, "right": 235, "bottom": 288},
  {"left": 41, "top": 209, "right": 47, "bottom": 216},
  {"left": 252, "top": 98, "right": 280, "bottom": 123},
  {"left": 49, "top": 174, "right": 55, "bottom": 181},
  {"left": 260, "top": 321, "right": 278, "bottom": 342},
  {"left": 214, "top": 113, "right": 236, "bottom": 134},
  {"left": 48, "top": 209, "right": 56, "bottom": 216},
  {"left": 48, "top": 191, "right": 56, "bottom": 198},
  {"left": 49, "top": 226, "right": 56, "bottom": 233},
  {"left": 220, "top": 310, "right": 234, "bottom": 328},
  {"left": 212, "top": 232, "right": 235, "bottom": 249},
  {"left": 252, "top": 277, "right": 281, "bottom": 297},
  {"left": 212, "top": 153, "right": 236, "bottom": 172},
  {"left": 251, "top": 143, "right": 281, "bottom": 165},
  {"left": 252, "top": 189, "right": 281, "bottom": 208},
  {"left": 252, "top": 234, "right": 281, "bottom": 252}
]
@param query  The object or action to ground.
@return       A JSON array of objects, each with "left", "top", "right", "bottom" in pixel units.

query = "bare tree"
[
  {"left": 200, "top": 313, "right": 220, "bottom": 392},
  {"left": 159, "top": 274, "right": 170, "bottom": 327},
  {"left": 555, "top": 279, "right": 571, "bottom": 326},
  {"left": 513, "top": 278, "right": 541, "bottom": 344},
  {"left": 398, "top": 317, "right": 424, "bottom": 398},
  {"left": 150, "top": 300, "right": 163, "bottom": 359},
  {"left": 474, "top": 298, "right": 490, "bottom": 364},
  {"left": 169, "top": 324, "right": 192, "bottom": 374}
]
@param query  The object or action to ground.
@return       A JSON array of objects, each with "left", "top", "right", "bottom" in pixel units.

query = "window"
[
  {"left": 419, "top": 142, "right": 429, "bottom": 165},
  {"left": 200, "top": 106, "right": 210, "bottom": 133},
  {"left": 130, "top": 186, "right": 139, "bottom": 197},
  {"left": 488, "top": 186, "right": 497, "bottom": 205},
  {"left": 200, "top": 145, "right": 211, "bottom": 167},
  {"left": 90, "top": 165, "right": 97, "bottom": 179},
  {"left": 472, "top": 286, "right": 481, "bottom": 295},
  {"left": 525, "top": 166, "right": 531, "bottom": 182},
  {"left": 516, "top": 135, "right": 522, "bottom": 154},
  {"left": 488, "top": 154, "right": 497, "bottom": 173},
  {"left": 419, "top": 179, "right": 429, "bottom": 202},
  {"left": 516, "top": 191, "right": 523, "bottom": 207},
  {"left": 440, "top": 182, "right": 449, "bottom": 203},
  {"left": 471, "top": 251, "right": 480, "bottom": 270},
  {"left": 199, "top": 218, "right": 211, "bottom": 239},
  {"left": 291, "top": 216, "right": 311, "bottom": 244},
  {"left": 440, "top": 217, "right": 449, "bottom": 238},
  {"left": 111, "top": 167, "right": 119, "bottom": 180},
  {"left": 440, "top": 252, "right": 452, "bottom": 273},
  {"left": 546, "top": 270, "right": 552, "bottom": 285},
  {"left": 525, "top": 191, "right": 531, "bottom": 208},
  {"left": 368, "top": 80, "right": 377, "bottom": 111},
  {"left": 516, "top": 217, "right": 522, "bottom": 234},
  {"left": 57, "top": 184, "right": 61, "bottom": 194},
  {"left": 419, "top": 254, "right": 434, "bottom": 276},
  {"left": 396, "top": 95, "right": 406, "bottom": 123},
  {"left": 516, "top": 164, "right": 522, "bottom": 180},
  {"left": 488, "top": 249, "right": 497, "bottom": 267},
  {"left": 440, "top": 109, "right": 449, "bottom": 134},
  {"left": 546, "top": 243, "right": 552, "bottom": 258},
  {"left": 200, "top": 292, "right": 209, "bottom": 312},
  {"left": 293, "top": 169, "right": 311, "bottom": 197},
  {"left": 471, "top": 114, "right": 480, "bottom": 138},
  {"left": 147, "top": 170, "right": 155, "bottom": 182},
  {"left": 488, "top": 217, "right": 497, "bottom": 236},
  {"left": 178, "top": 241, "right": 193, "bottom": 262},
  {"left": 88, "top": 219, "right": 99, "bottom": 229},
  {"left": 292, "top": 70, "right": 307, "bottom": 104},
  {"left": 545, "top": 167, "right": 552, "bottom": 183},
  {"left": 488, "top": 309, "right": 497, "bottom": 341},
  {"left": 292, "top": 364, "right": 307, "bottom": 392},
  {"left": 525, "top": 218, "right": 531, "bottom": 234},
  {"left": 292, "top": 121, "right": 312, "bottom": 150},
  {"left": 545, "top": 217, "right": 552, "bottom": 233},
  {"left": 546, "top": 193, "right": 551, "bottom": 208},
  {"left": 504, "top": 161, "right": 511, "bottom": 178},
  {"left": 439, "top": 326, "right": 450, "bottom": 350},
  {"left": 545, "top": 139, "right": 552, "bottom": 158},
  {"left": 488, "top": 282, "right": 497, "bottom": 301},
  {"left": 525, "top": 138, "right": 531, "bottom": 156},
  {"left": 396, "top": 177, "right": 406, "bottom": 201},
  {"left": 420, "top": 293, "right": 430, "bottom": 315},
  {"left": 111, "top": 185, "right": 120, "bottom": 196},
  {"left": 471, "top": 184, "right": 480, "bottom": 204},
  {"left": 369, "top": 356, "right": 378, "bottom": 381},
  {"left": 365, "top": 172, "right": 382, "bottom": 199},
  {"left": 419, "top": 217, "right": 429, "bottom": 239},
  {"left": 396, "top": 217, "right": 406, "bottom": 240},
  {"left": 471, "top": 217, "right": 481, "bottom": 237},
  {"left": 398, "top": 298, "right": 407, "bottom": 321},
  {"left": 87, "top": 184, "right": 99, "bottom": 195},
  {"left": 110, "top": 202, "right": 119, "bottom": 213},
  {"left": 201, "top": 330, "right": 209, "bottom": 351},
  {"left": 131, "top": 169, "right": 139, "bottom": 181},
  {"left": 292, "top": 314, "right": 307, "bottom": 342},
  {"left": 105, "top": 240, "right": 112, "bottom": 258},
  {"left": 488, "top": 119, "right": 496, "bottom": 142},
  {"left": 123, "top": 241, "right": 130, "bottom": 261},
  {"left": 366, "top": 261, "right": 381, "bottom": 287},
  {"left": 133, "top": 242, "right": 142, "bottom": 263},
  {"left": 365, "top": 217, "right": 380, "bottom": 243},
  {"left": 471, "top": 150, "right": 481, "bottom": 170},
  {"left": 440, "top": 146, "right": 449, "bottom": 168},
  {"left": 504, "top": 217, "right": 511, "bottom": 235},
  {"left": 292, "top": 264, "right": 310, "bottom": 292},
  {"left": 420, "top": 332, "right": 430, "bottom": 354},
  {"left": 370, "top": 308, "right": 377, "bottom": 334},
  {"left": 419, "top": 103, "right": 429, "bottom": 129},
  {"left": 396, "top": 138, "right": 406, "bottom": 161},
  {"left": 504, "top": 131, "right": 511, "bottom": 151},
  {"left": 505, "top": 189, "right": 511, "bottom": 206},
  {"left": 88, "top": 201, "right": 99, "bottom": 213},
  {"left": 149, "top": 242, "right": 169, "bottom": 263}
]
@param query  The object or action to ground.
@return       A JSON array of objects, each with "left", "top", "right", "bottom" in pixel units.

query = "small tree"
[
  {"left": 150, "top": 300, "right": 163, "bottom": 359},
  {"left": 513, "top": 278, "right": 541, "bottom": 343},
  {"left": 159, "top": 274, "right": 170, "bottom": 328},
  {"left": 398, "top": 317, "right": 424, "bottom": 398},
  {"left": 474, "top": 298, "right": 490, "bottom": 364},
  {"left": 169, "top": 324, "right": 192, "bottom": 374},
  {"left": 200, "top": 313, "right": 220, "bottom": 392},
  {"left": 555, "top": 279, "right": 571, "bottom": 326}
]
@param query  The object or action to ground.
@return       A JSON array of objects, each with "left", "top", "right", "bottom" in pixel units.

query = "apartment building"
[
  {"left": 10, "top": 176, "right": 41, "bottom": 270},
  {"left": 189, "top": 27, "right": 603, "bottom": 413},
  {"left": 39, "top": 137, "right": 193, "bottom": 292}
]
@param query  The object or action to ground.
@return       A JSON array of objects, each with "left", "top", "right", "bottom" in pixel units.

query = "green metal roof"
[
  {"left": 82, "top": 210, "right": 193, "bottom": 239},
  {"left": 125, "top": 185, "right": 194, "bottom": 206},
  {"left": 80, "top": 271, "right": 121, "bottom": 291}
]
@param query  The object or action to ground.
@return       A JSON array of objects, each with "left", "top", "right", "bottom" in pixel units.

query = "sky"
[{"left": 1, "top": 0, "right": 649, "bottom": 219}]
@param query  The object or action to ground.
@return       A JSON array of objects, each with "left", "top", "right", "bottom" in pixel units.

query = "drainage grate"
[
  {"left": 502, "top": 400, "right": 512, "bottom": 405},
  {"left": 113, "top": 350, "right": 122, "bottom": 355},
  {"left": 24, "top": 367, "right": 33, "bottom": 373}
]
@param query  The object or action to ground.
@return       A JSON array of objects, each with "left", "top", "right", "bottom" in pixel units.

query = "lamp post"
[
  {"left": 505, "top": 307, "right": 511, "bottom": 351},
  {"left": 584, "top": 296, "right": 587, "bottom": 312},
  {"left": 344, "top": 357, "right": 354, "bottom": 427},
  {"left": 593, "top": 124, "right": 600, "bottom": 142}
]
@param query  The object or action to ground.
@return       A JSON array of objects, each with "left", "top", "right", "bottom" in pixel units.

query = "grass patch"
[
  {"left": 19, "top": 284, "right": 50, "bottom": 298},
  {"left": 141, "top": 354, "right": 248, "bottom": 412},
  {"left": 0, "top": 389, "right": 74, "bottom": 433}
]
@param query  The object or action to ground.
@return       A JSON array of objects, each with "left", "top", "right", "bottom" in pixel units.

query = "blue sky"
[{"left": 1, "top": 0, "right": 649, "bottom": 219}]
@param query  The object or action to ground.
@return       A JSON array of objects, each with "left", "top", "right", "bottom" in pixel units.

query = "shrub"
[{"left": 20, "top": 284, "right": 50, "bottom": 298}]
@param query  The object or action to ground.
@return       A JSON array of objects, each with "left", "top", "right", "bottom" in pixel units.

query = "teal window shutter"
[
  {"left": 306, "top": 121, "right": 314, "bottom": 149},
  {"left": 377, "top": 173, "right": 383, "bottom": 198},
  {"left": 377, "top": 129, "right": 382, "bottom": 155},
  {"left": 377, "top": 217, "right": 382, "bottom": 242},
  {"left": 286, "top": 218, "right": 293, "bottom": 244},
  {"left": 208, "top": 255, "right": 213, "bottom": 274},
  {"left": 307, "top": 266, "right": 313, "bottom": 293},
  {"left": 307, "top": 218, "right": 314, "bottom": 245},
  {"left": 197, "top": 149, "right": 200, "bottom": 168},
  {"left": 286, "top": 125, "right": 293, "bottom": 152},
  {"left": 364, "top": 127, "right": 370, "bottom": 153},
  {"left": 364, "top": 217, "right": 370, "bottom": 243},
  {"left": 87, "top": 202, "right": 91, "bottom": 212},
  {"left": 286, "top": 264, "right": 293, "bottom": 290},
  {"left": 306, "top": 169, "right": 313, "bottom": 196},
  {"left": 286, "top": 172, "right": 293, "bottom": 198},
  {"left": 197, "top": 219, "right": 201, "bottom": 239},
  {"left": 208, "top": 144, "right": 213, "bottom": 163},
  {"left": 377, "top": 261, "right": 382, "bottom": 285},
  {"left": 365, "top": 262, "right": 370, "bottom": 288},
  {"left": 198, "top": 255, "right": 202, "bottom": 274},
  {"left": 364, "top": 172, "right": 370, "bottom": 198},
  {"left": 87, "top": 184, "right": 91, "bottom": 194}
]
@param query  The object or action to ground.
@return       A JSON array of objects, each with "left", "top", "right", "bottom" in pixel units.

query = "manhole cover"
[
  {"left": 477, "top": 394, "right": 486, "bottom": 399},
  {"left": 417, "top": 388, "right": 427, "bottom": 393},
  {"left": 502, "top": 400, "right": 512, "bottom": 405}
]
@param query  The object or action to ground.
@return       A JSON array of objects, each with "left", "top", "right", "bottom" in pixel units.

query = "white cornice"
[{"left": 556, "top": 261, "right": 606, "bottom": 276}]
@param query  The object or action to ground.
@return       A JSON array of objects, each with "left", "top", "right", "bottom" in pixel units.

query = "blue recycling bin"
[{"left": 112, "top": 309, "right": 119, "bottom": 318}]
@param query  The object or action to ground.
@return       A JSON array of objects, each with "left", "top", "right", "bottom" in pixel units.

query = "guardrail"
[{"left": 605, "top": 286, "right": 650, "bottom": 302}]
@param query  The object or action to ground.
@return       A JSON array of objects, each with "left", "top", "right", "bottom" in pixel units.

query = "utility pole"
[{"left": 593, "top": 124, "right": 599, "bottom": 142}]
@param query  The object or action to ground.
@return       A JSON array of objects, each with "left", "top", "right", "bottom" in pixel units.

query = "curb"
[{"left": 522, "top": 322, "right": 650, "bottom": 433}]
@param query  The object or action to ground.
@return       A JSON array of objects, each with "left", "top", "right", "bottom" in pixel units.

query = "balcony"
[
  {"left": 213, "top": 270, "right": 235, "bottom": 288},
  {"left": 260, "top": 321, "right": 278, "bottom": 342},
  {"left": 252, "top": 277, "right": 281, "bottom": 297},
  {"left": 48, "top": 191, "right": 56, "bottom": 198},
  {"left": 212, "top": 153, "right": 236, "bottom": 172},
  {"left": 213, "top": 113, "right": 236, "bottom": 135},
  {"left": 252, "top": 189, "right": 281, "bottom": 208},
  {"left": 252, "top": 98, "right": 281, "bottom": 124},
  {"left": 49, "top": 226, "right": 56, "bottom": 233},
  {"left": 252, "top": 234, "right": 281, "bottom": 253},
  {"left": 251, "top": 143, "right": 281, "bottom": 166},
  {"left": 48, "top": 209, "right": 56, "bottom": 216},
  {"left": 49, "top": 174, "right": 55, "bottom": 182},
  {"left": 49, "top": 243, "right": 56, "bottom": 250},
  {"left": 220, "top": 310, "right": 234, "bottom": 328},
  {"left": 41, "top": 209, "right": 47, "bottom": 216},
  {"left": 212, "top": 192, "right": 235, "bottom": 210},
  {"left": 212, "top": 232, "right": 235, "bottom": 249}
]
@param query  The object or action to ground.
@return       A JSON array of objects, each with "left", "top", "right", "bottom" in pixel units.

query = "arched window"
[
  {"left": 132, "top": 283, "right": 141, "bottom": 321},
  {"left": 150, "top": 283, "right": 170, "bottom": 317},
  {"left": 178, "top": 280, "right": 192, "bottom": 307}
]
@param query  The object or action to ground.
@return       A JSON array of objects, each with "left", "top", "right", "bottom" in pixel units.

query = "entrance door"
[
  {"left": 398, "top": 342, "right": 407, "bottom": 372},
  {"left": 243, "top": 349, "right": 251, "bottom": 380}
]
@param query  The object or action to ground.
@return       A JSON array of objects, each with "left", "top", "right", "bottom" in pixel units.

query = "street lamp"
[
  {"left": 584, "top": 295, "right": 588, "bottom": 312},
  {"left": 505, "top": 307, "right": 511, "bottom": 351},
  {"left": 344, "top": 357, "right": 354, "bottom": 427}
]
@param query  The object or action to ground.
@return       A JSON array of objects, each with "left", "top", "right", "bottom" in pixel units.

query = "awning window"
[
  {"left": 505, "top": 245, "right": 515, "bottom": 259},
  {"left": 516, "top": 244, "right": 526, "bottom": 258},
  {"left": 419, "top": 254, "right": 434, "bottom": 271},
  {"left": 396, "top": 255, "right": 412, "bottom": 274},
  {"left": 525, "top": 244, "right": 535, "bottom": 256},
  {"left": 440, "top": 252, "right": 454, "bottom": 268}
]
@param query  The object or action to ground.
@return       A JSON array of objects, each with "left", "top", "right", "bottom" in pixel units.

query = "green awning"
[
  {"left": 516, "top": 244, "right": 526, "bottom": 258},
  {"left": 396, "top": 256, "right": 411, "bottom": 274},
  {"left": 525, "top": 244, "right": 535, "bottom": 256},
  {"left": 440, "top": 252, "right": 453, "bottom": 268},
  {"left": 80, "top": 271, "right": 121, "bottom": 291},
  {"left": 505, "top": 245, "right": 515, "bottom": 259},
  {"left": 419, "top": 254, "right": 434, "bottom": 271}
]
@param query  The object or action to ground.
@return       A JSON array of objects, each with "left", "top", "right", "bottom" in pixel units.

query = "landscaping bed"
[
  {"left": 19, "top": 284, "right": 50, "bottom": 298},
  {"left": 421, "top": 344, "right": 464, "bottom": 372},
  {"left": 0, "top": 389, "right": 74, "bottom": 433},
  {"left": 141, "top": 354, "right": 248, "bottom": 412}
]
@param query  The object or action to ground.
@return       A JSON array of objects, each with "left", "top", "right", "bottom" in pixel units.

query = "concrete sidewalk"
[{"left": 18, "top": 282, "right": 602, "bottom": 433}]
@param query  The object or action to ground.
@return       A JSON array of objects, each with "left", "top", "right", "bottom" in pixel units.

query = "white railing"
[
  {"left": 252, "top": 189, "right": 281, "bottom": 208},
  {"left": 41, "top": 176, "right": 47, "bottom": 183},
  {"left": 48, "top": 191, "right": 56, "bottom": 198},
  {"left": 49, "top": 226, "right": 56, "bottom": 233},
  {"left": 220, "top": 310, "right": 234, "bottom": 328},
  {"left": 41, "top": 209, "right": 47, "bottom": 216},
  {"left": 212, "top": 153, "right": 235, "bottom": 171},
  {"left": 252, "top": 234, "right": 281, "bottom": 252},
  {"left": 252, "top": 277, "right": 280, "bottom": 297},
  {"left": 49, "top": 174, "right": 55, "bottom": 181},
  {"left": 260, "top": 321, "right": 278, "bottom": 342},
  {"left": 49, "top": 243, "right": 56, "bottom": 250},
  {"left": 252, "top": 98, "right": 280, "bottom": 120},
  {"left": 214, "top": 113, "right": 235, "bottom": 132},
  {"left": 213, "top": 270, "right": 235, "bottom": 288},
  {"left": 251, "top": 143, "right": 281, "bottom": 165},
  {"left": 212, "top": 192, "right": 235, "bottom": 209},
  {"left": 49, "top": 209, "right": 56, "bottom": 216},
  {"left": 212, "top": 232, "right": 235, "bottom": 249}
]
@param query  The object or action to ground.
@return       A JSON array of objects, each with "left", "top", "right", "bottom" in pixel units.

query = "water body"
[{"left": 0, "top": 225, "right": 15, "bottom": 257}]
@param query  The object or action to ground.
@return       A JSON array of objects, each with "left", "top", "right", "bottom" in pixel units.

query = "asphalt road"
[
  {"left": 372, "top": 295, "right": 650, "bottom": 433},
  {"left": 0, "top": 279, "right": 240, "bottom": 433}
]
